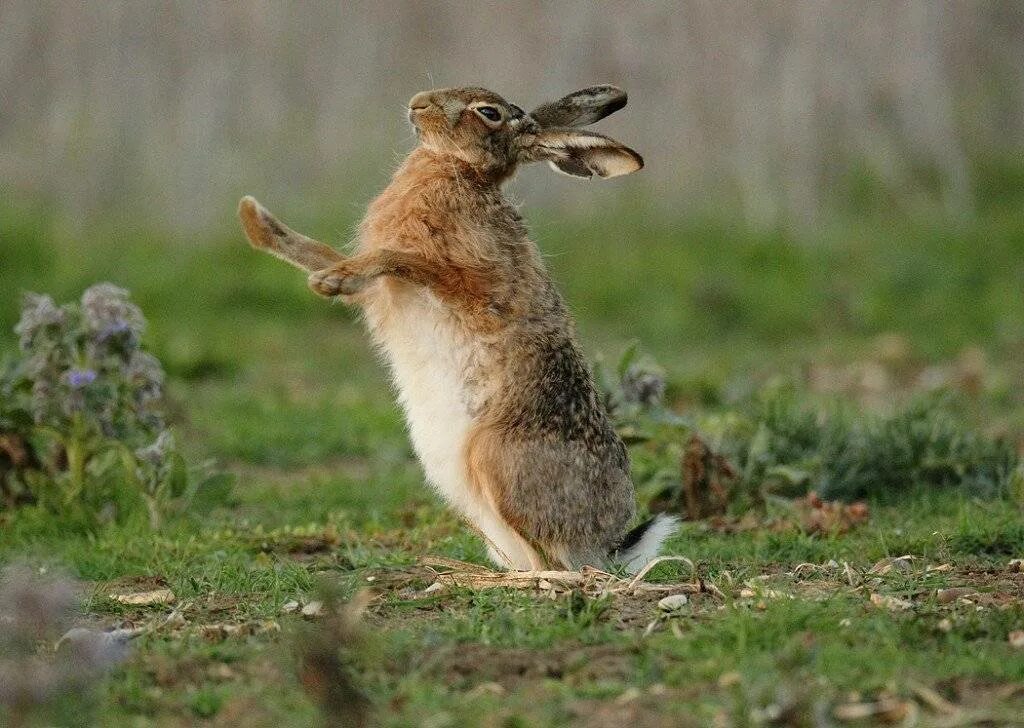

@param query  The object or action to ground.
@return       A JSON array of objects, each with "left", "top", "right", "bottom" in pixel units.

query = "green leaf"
[
  {"left": 616, "top": 341, "right": 640, "bottom": 379},
  {"left": 187, "top": 471, "right": 235, "bottom": 511},
  {"left": 166, "top": 452, "right": 189, "bottom": 498}
]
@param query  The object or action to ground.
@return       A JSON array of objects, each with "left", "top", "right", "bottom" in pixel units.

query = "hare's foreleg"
[
  {"left": 307, "top": 249, "right": 488, "bottom": 302},
  {"left": 238, "top": 196, "right": 345, "bottom": 273}
]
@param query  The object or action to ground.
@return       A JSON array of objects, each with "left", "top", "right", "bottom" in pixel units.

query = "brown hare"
[{"left": 238, "top": 85, "right": 677, "bottom": 572}]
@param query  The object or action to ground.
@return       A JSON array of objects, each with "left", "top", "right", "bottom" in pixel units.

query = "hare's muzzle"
[
  {"left": 408, "top": 91, "right": 434, "bottom": 111},
  {"left": 409, "top": 93, "right": 434, "bottom": 121}
]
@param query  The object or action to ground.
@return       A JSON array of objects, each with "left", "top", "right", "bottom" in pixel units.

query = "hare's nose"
[{"left": 409, "top": 92, "right": 434, "bottom": 110}]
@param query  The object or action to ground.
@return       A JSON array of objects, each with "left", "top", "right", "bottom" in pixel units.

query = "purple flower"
[
  {"left": 14, "top": 293, "right": 67, "bottom": 351},
  {"left": 81, "top": 284, "right": 144, "bottom": 338},
  {"left": 66, "top": 369, "right": 98, "bottom": 389}
]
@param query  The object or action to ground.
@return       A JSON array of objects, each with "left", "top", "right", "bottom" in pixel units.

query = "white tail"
[{"left": 615, "top": 514, "right": 680, "bottom": 574}]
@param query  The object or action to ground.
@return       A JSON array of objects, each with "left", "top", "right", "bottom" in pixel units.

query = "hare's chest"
[{"left": 363, "top": 288, "right": 485, "bottom": 511}]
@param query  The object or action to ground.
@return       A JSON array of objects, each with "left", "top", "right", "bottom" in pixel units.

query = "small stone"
[
  {"left": 870, "top": 592, "right": 912, "bottom": 610},
  {"left": 936, "top": 587, "right": 976, "bottom": 604},
  {"left": 164, "top": 610, "right": 187, "bottom": 628},
  {"left": 200, "top": 624, "right": 228, "bottom": 642},
  {"left": 717, "top": 671, "right": 741, "bottom": 688},
  {"left": 937, "top": 618, "right": 953, "bottom": 633},
  {"left": 892, "top": 555, "right": 914, "bottom": 571},
  {"left": 208, "top": 663, "right": 237, "bottom": 681},
  {"left": 1008, "top": 559, "right": 1024, "bottom": 573},
  {"left": 281, "top": 600, "right": 300, "bottom": 613},
  {"left": 615, "top": 687, "right": 642, "bottom": 704},
  {"left": 110, "top": 588, "right": 175, "bottom": 606},
  {"left": 301, "top": 600, "right": 324, "bottom": 618},
  {"left": 1009, "top": 630, "right": 1024, "bottom": 649},
  {"left": 466, "top": 682, "right": 505, "bottom": 698},
  {"left": 658, "top": 594, "right": 689, "bottom": 612},
  {"left": 868, "top": 556, "right": 914, "bottom": 576},
  {"left": 57, "top": 626, "right": 141, "bottom": 655}
]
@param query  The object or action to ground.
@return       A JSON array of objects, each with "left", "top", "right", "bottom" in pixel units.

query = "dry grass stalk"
[{"left": 419, "top": 555, "right": 706, "bottom": 599}]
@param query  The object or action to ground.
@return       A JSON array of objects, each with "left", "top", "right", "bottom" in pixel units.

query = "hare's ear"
[
  {"left": 529, "top": 128, "right": 643, "bottom": 179},
  {"left": 529, "top": 86, "right": 627, "bottom": 128}
]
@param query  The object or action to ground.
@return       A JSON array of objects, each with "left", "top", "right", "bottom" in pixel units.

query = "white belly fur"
[
  {"left": 366, "top": 284, "right": 544, "bottom": 569},
  {"left": 366, "top": 289, "right": 475, "bottom": 511},
  {"left": 363, "top": 286, "right": 538, "bottom": 569}
]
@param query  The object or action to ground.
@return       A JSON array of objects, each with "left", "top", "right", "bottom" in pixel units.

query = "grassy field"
[{"left": 2, "top": 198, "right": 1024, "bottom": 726}]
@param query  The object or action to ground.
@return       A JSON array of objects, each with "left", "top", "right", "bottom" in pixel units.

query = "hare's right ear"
[
  {"left": 527, "top": 128, "right": 643, "bottom": 179},
  {"left": 529, "top": 85, "right": 627, "bottom": 128}
]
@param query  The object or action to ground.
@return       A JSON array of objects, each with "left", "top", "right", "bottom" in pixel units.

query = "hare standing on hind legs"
[{"left": 238, "top": 85, "right": 677, "bottom": 572}]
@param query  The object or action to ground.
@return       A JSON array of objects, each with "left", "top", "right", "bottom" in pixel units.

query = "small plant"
[
  {"left": 1, "top": 284, "right": 213, "bottom": 527},
  {"left": 597, "top": 347, "right": 1020, "bottom": 513},
  {"left": 594, "top": 342, "right": 671, "bottom": 423},
  {"left": 724, "top": 390, "right": 1020, "bottom": 502}
]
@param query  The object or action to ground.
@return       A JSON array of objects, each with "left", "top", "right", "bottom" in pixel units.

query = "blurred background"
[
  {"left": 3, "top": 1, "right": 1024, "bottom": 228},
  {"left": 2, "top": 0, "right": 1023, "bottom": 447}
]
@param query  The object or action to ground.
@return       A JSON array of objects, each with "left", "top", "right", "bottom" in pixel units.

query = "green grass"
[
  {"left": 3, "top": 488, "right": 1023, "bottom": 725},
  {"left": 2, "top": 198, "right": 1024, "bottom": 725}
]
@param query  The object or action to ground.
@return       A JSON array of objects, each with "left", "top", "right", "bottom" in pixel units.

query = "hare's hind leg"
[
  {"left": 467, "top": 429, "right": 634, "bottom": 572},
  {"left": 464, "top": 425, "right": 546, "bottom": 571},
  {"left": 471, "top": 499, "right": 544, "bottom": 571}
]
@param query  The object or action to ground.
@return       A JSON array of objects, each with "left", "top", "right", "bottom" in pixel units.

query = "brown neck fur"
[{"left": 362, "top": 147, "right": 527, "bottom": 266}]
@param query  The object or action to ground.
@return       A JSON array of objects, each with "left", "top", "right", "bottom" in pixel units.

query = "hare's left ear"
[
  {"left": 528, "top": 128, "right": 644, "bottom": 179},
  {"left": 530, "top": 86, "right": 627, "bottom": 128}
]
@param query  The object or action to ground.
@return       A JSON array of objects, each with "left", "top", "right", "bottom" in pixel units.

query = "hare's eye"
[{"left": 475, "top": 106, "right": 502, "bottom": 123}]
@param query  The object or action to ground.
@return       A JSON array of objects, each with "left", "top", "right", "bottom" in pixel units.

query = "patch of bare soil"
[
  {"left": 248, "top": 526, "right": 347, "bottom": 560},
  {"left": 101, "top": 574, "right": 170, "bottom": 594},
  {"left": 569, "top": 690, "right": 703, "bottom": 728},
  {"left": 954, "top": 567, "right": 1024, "bottom": 599},
  {"left": 135, "top": 652, "right": 290, "bottom": 726},
  {"left": 609, "top": 590, "right": 718, "bottom": 631},
  {"left": 607, "top": 591, "right": 668, "bottom": 630},
  {"left": 432, "top": 643, "right": 637, "bottom": 689}
]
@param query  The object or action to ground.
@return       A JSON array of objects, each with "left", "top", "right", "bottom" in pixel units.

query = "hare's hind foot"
[{"left": 472, "top": 502, "right": 546, "bottom": 571}]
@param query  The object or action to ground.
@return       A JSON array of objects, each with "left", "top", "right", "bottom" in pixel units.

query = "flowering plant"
[{"left": 1, "top": 284, "right": 198, "bottom": 527}]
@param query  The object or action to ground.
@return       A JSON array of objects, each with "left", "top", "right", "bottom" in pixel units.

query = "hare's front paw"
[{"left": 308, "top": 266, "right": 370, "bottom": 297}]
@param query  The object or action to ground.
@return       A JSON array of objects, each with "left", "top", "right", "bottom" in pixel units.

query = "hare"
[{"left": 238, "top": 85, "right": 677, "bottom": 572}]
